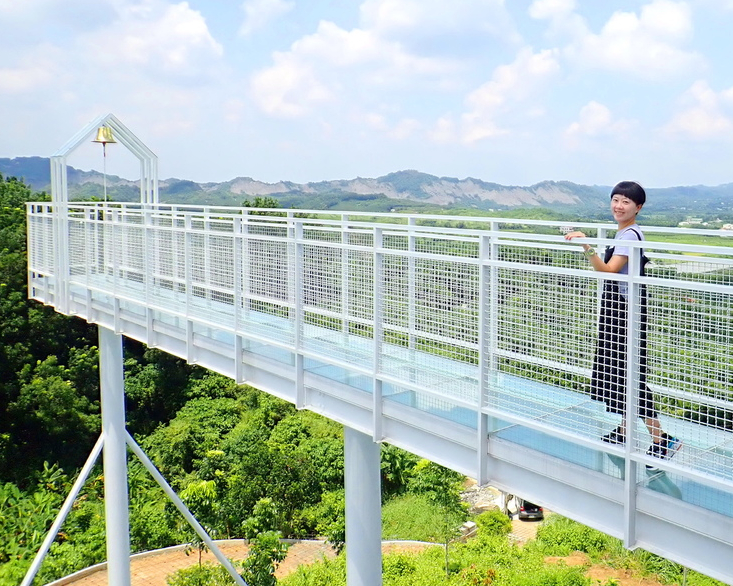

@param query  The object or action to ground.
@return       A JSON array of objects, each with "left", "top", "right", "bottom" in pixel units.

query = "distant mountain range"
[{"left": 2, "top": 156, "right": 732, "bottom": 217}]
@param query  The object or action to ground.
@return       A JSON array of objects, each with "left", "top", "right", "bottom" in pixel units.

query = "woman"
[{"left": 565, "top": 181, "right": 681, "bottom": 471}]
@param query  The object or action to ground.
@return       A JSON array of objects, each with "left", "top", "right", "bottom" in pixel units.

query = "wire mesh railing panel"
[
  {"left": 413, "top": 234, "right": 479, "bottom": 258},
  {"left": 189, "top": 232, "right": 206, "bottom": 286},
  {"left": 413, "top": 258, "right": 479, "bottom": 348},
  {"left": 208, "top": 234, "right": 236, "bottom": 292},
  {"left": 649, "top": 286, "right": 733, "bottom": 405},
  {"left": 346, "top": 248, "right": 374, "bottom": 321},
  {"left": 150, "top": 227, "right": 187, "bottom": 292},
  {"left": 26, "top": 205, "right": 55, "bottom": 275},
  {"left": 302, "top": 242, "right": 342, "bottom": 313},
  {"left": 239, "top": 237, "right": 295, "bottom": 345},
  {"left": 67, "top": 215, "right": 89, "bottom": 277},
  {"left": 382, "top": 254, "right": 409, "bottom": 329},
  {"left": 302, "top": 225, "right": 343, "bottom": 244},
  {"left": 115, "top": 222, "right": 145, "bottom": 284},
  {"left": 243, "top": 218, "right": 289, "bottom": 239},
  {"left": 495, "top": 265, "right": 597, "bottom": 374},
  {"left": 246, "top": 239, "right": 291, "bottom": 302},
  {"left": 639, "top": 247, "right": 733, "bottom": 480},
  {"left": 383, "top": 232, "right": 408, "bottom": 252},
  {"left": 345, "top": 229, "right": 374, "bottom": 249}
]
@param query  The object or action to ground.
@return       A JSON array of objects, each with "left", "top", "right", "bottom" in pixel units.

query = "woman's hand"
[{"left": 564, "top": 231, "right": 590, "bottom": 251}]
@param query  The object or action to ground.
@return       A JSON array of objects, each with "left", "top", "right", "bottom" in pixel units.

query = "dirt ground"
[{"left": 546, "top": 551, "right": 666, "bottom": 586}]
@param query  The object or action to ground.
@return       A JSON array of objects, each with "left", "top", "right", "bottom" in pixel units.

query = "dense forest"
[{"left": 0, "top": 175, "right": 725, "bottom": 586}]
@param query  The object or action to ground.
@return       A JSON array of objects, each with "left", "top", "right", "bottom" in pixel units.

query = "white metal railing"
[{"left": 27, "top": 202, "right": 733, "bottom": 486}]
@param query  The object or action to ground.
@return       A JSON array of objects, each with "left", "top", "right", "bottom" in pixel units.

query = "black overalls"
[{"left": 589, "top": 230, "right": 656, "bottom": 419}]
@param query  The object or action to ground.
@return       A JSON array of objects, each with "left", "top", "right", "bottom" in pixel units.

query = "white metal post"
[
  {"left": 233, "top": 216, "right": 244, "bottom": 383},
  {"left": 344, "top": 427, "right": 382, "bottom": 586},
  {"left": 294, "top": 219, "right": 305, "bottom": 408},
  {"left": 99, "top": 326, "right": 131, "bottom": 586},
  {"left": 341, "top": 214, "right": 351, "bottom": 349},
  {"left": 623, "top": 242, "right": 641, "bottom": 549},
  {"left": 407, "top": 217, "right": 416, "bottom": 352},
  {"left": 477, "top": 233, "right": 491, "bottom": 485},
  {"left": 373, "top": 227, "right": 384, "bottom": 441}
]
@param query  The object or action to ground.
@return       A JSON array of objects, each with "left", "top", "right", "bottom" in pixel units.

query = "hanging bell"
[{"left": 92, "top": 126, "right": 117, "bottom": 144}]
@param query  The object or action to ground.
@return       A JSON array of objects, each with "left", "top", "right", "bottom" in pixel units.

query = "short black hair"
[{"left": 611, "top": 181, "right": 646, "bottom": 206}]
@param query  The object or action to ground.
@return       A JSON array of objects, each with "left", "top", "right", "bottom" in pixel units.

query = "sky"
[{"left": 1, "top": 0, "right": 733, "bottom": 188}]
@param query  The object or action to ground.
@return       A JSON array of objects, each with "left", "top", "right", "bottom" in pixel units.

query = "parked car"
[{"left": 517, "top": 499, "right": 544, "bottom": 521}]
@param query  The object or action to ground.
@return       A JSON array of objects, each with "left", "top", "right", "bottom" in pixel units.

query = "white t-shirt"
[{"left": 611, "top": 224, "right": 645, "bottom": 296}]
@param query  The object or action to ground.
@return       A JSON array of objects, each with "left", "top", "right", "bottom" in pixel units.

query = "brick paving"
[
  {"left": 50, "top": 523, "right": 541, "bottom": 586},
  {"left": 510, "top": 516, "right": 544, "bottom": 543},
  {"left": 48, "top": 540, "right": 438, "bottom": 586}
]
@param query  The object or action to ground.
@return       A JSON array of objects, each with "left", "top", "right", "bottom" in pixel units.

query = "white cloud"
[
  {"left": 80, "top": 1, "right": 224, "bottom": 81},
  {"left": 365, "top": 112, "right": 389, "bottom": 131},
  {"left": 695, "top": 0, "right": 733, "bottom": 10},
  {"left": 460, "top": 47, "right": 560, "bottom": 143},
  {"left": 388, "top": 118, "right": 421, "bottom": 139},
  {"left": 239, "top": 0, "right": 294, "bottom": 36},
  {"left": 364, "top": 113, "right": 421, "bottom": 139},
  {"left": 0, "top": 44, "right": 61, "bottom": 93},
  {"left": 222, "top": 98, "right": 247, "bottom": 123},
  {"left": 291, "top": 22, "right": 394, "bottom": 67},
  {"left": 0, "top": 0, "right": 115, "bottom": 29},
  {"left": 565, "top": 0, "right": 703, "bottom": 79},
  {"left": 428, "top": 115, "right": 458, "bottom": 144},
  {"left": 360, "top": 0, "right": 520, "bottom": 45},
  {"left": 291, "top": 20, "right": 456, "bottom": 76},
  {"left": 250, "top": 52, "right": 332, "bottom": 117},
  {"left": 663, "top": 80, "right": 733, "bottom": 139},
  {"left": 0, "top": 0, "right": 230, "bottom": 171},
  {"left": 0, "top": 1, "right": 225, "bottom": 93},
  {"left": 528, "top": 0, "right": 577, "bottom": 20},
  {"left": 247, "top": 0, "right": 522, "bottom": 122},
  {"left": 564, "top": 101, "right": 629, "bottom": 142},
  {"left": 249, "top": 19, "right": 458, "bottom": 118}
]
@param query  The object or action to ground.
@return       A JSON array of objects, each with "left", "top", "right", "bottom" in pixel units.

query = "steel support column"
[
  {"left": 344, "top": 427, "right": 382, "bottom": 586},
  {"left": 99, "top": 326, "right": 131, "bottom": 586}
]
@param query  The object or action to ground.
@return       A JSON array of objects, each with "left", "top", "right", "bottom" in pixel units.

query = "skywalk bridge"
[{"left": 25, "top": 200, "right": 733, "bottom": 585}]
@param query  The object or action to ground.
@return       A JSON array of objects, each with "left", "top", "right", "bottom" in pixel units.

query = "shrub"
[
  {"left": 382, "top": 493, "right": 463, "bottom": 542},
  {"left": 382, "top": 554, "right": 417, "bottom": 578},
  {"left": 166, "top": 561, "right": 240, "bottom": 586},
  {"left": 535, "top": 517, "right": 619, "bottom": 556},
  {"left": 475, "top": 509, "right": 512, "bottom": 537}
]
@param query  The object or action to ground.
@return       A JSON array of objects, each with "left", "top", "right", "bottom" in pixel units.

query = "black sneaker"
[
  {"left": 645, "top": 434, "right": 682, "bottom": 471},
  {"left": 601, "top": 426, "right": 625, "bottom": 445}
]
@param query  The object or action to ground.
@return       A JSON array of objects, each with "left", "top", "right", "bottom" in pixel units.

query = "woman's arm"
[{"left": 564, "top": 230, "right": 628, "bottom": 273}]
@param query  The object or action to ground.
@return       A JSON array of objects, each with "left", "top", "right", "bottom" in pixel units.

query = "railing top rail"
[{"left": 28, "top": 201, "right": 733, "bottom": 257}]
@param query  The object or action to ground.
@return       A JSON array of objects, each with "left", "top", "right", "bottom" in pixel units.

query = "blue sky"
[{"left": 1, "top": 0, "right": 732, "bottom": 188}]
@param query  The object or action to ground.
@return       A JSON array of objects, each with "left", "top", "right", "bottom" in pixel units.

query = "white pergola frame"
[
  {"left": 50, "top": 112, "right": 159, "bottom": 205},
  {"left": 23, "top": 116, "right": 249, "bottom": 586}
]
